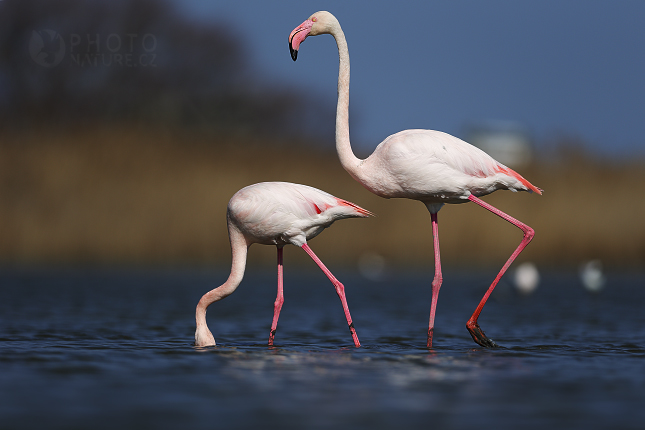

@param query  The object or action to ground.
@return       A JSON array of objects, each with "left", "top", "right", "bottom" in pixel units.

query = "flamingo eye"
[{"left": 311, "top": 16, "right": 317, "bottom": 22}]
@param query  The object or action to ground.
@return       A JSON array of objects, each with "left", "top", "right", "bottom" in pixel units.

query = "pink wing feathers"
[
  {"left": 448, "top": 137, "right": 543, "bottom": 195},
  {"left": 334, "top": 198, "right": 373, "bottom": 217},
  {"left": 494, "top": 165, "right": 543, "bottom": 195},
  {"left": 293, "top": 183, "right": 372, "bottom": 218}
]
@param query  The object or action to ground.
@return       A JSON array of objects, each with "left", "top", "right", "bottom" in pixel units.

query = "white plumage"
[
  {"left": 228, "top": 182, "right": 371, "bottom": 247},
  {"left": 289, "top": 11, "right": 542, "bottom": 348},
  {"left": 360, "top": 129, "right": 538, "bottom": 203},
  {"left": 195, "top": 182, "right": 370, "bottom": 348}
]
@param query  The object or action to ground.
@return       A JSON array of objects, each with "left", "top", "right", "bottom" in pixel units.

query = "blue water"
[{"left": 1, "top": 267, "right": 644, "bottom": 429}]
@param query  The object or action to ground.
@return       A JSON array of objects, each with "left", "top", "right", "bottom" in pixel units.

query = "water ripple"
[{"left": 2, "top": 268, "right": 645, "bottom": 429}]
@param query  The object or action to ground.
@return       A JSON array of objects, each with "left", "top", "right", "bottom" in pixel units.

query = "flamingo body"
[
  {"left": 195, "top": 182, "right": 370, "bottom": 348},
  {"left": 229, "top": 182, "right": 370, "bottom": 247},
  {"left": 289, "top": 11, "right": 542, "bottom": 348},
  {"left": 356, "top": 129, "right": 540, "bottom": 205}
]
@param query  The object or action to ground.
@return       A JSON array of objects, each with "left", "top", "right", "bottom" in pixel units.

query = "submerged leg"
[
  {"left": 268, "top": 246, "right": 285, "bottom": 346},
  {"left": 466, "top": 195, "right": 535, "bottom": 347},
  {"left": 427, "top": 212, "right": 443, "bottom": 348},
  {"left": 301, "top": 243, "right": 361, "bottom": 348}
]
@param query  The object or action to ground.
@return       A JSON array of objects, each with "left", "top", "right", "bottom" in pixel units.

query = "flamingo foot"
[
  {"left": 268, "top": 329, "right": 277, "bottom": 346},
  {"left": 466, "top": 321, "right": 499, "bottom": 348}
]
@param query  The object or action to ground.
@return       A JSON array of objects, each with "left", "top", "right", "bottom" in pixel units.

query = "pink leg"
[
  {"left": 301, "top": 243, "right": 361, "bottom": 348},
  {"left": 427, "top": 212, "right": 443, "bottom": 348},
  {"left": 268, "top": 246, "right": 284, "bottom": 346},
  {"left": 466, "top": 194, "right": 535, "bottom": 347}
]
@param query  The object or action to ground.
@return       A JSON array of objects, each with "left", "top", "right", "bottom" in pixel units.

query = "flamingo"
[
  {"left": 194, "top": 182, "right": 371, "bottom": 348},
  {"left": 289, "top": 11, "right": 542, "bottom": 348}
]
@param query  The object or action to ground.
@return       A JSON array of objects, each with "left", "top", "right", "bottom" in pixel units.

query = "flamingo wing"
[
  {"left": 368, "top": 130, "right": 541, "bottom": 200},
  {"left": 228, "top": 182, "right": 371, "bottom": 246}
]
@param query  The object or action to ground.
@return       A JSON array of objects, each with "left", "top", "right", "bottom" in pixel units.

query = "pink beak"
[{"left": 289, "top": 19, "right": 313, "bottom": 61}]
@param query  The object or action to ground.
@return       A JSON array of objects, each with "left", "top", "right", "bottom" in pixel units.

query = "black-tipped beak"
[{"left": 289, "top": 20, "right": 311, "bottom": 62}]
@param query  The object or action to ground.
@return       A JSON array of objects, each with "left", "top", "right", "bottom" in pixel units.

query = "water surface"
[{"left": 1, "top": 267, "right": 644, "bottom": 429}]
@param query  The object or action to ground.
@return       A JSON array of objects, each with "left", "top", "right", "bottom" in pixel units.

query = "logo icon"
[{"left": 29, "top": 30, "right": 65, "bottom": 67}]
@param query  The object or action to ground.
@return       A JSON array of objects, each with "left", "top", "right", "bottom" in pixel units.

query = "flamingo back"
[
  {"left": 227, "top": 182, "right": 371, "bottom": 247},
  {"left": 361, "top": 129, "right": 541, "bottom": 203}
]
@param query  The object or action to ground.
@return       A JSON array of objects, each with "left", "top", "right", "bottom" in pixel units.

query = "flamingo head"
[
  {"left": 195, "top": 324, "right": 216, "bottom": 347},
  {"left": 289, "top": 11, "right": 338, "bottom": 61}
]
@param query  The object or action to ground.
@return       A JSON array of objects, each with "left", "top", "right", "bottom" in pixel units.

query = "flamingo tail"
[
  {"left": 336, "top": 199, "right": 374, "bottom": 217},
  {"left": 496, "top": 166, "right": 543, "bottom": 195}
]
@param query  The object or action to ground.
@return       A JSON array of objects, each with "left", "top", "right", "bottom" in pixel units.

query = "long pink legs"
[
  {"left": 427, "top": 212, "right": 443, "bottom": 348},
  {"left": 267, "top": 244, "right": 361, "bottom": 347},
  {"left": 466, "top": 194, "right": 535, "bottom": 347},
  {"left": 268, "top": 246, "right": 285, "bottom": 346},
  {"left": 301, "top": 243, "right": 361, "bottom": 348}
]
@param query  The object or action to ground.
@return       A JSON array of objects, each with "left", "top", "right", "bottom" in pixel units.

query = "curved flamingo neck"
[
  {"left": 330, "top": 23, "right": 363, "bottom": 179},
  {"left": 195, "top": 222, "right": 248, "bottom": 345}
]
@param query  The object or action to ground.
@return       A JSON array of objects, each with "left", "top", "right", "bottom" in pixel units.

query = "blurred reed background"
[{"left": 1, "top": 0, "right": 643, "bottom": 270}]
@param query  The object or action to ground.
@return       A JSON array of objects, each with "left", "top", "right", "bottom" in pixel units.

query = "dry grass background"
[{"left": 2, "top": 124, "right": 644, "bottom": 269}]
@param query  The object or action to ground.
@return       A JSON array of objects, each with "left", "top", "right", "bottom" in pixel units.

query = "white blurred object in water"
[
  {"left": 358, "top": 252, "right": 386, "bottom": 281},
  {"left": 580, "top": 260, "right": 605, "bottom": 293},
  {"left": 513, "top": 262, "right": 540, "bottom": 295}
]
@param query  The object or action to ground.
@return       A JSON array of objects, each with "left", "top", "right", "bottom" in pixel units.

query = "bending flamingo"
[
  {"left": 194, "top": 181, "right": 371, "bottom": 348},
  {"left": 289, "top": 11, "right": 542, "bottom": 348}
]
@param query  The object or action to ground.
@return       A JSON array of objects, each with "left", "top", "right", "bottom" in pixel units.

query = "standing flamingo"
[
  {"left": 289, "top": 11, "right": 542, "bottom": 348},
  {"left": 194, "top": 182, "right": 371, "bottom": 348}
]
